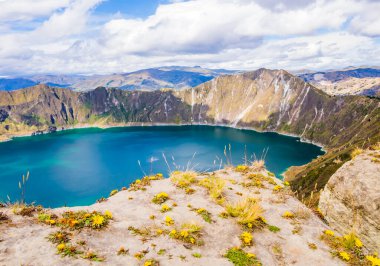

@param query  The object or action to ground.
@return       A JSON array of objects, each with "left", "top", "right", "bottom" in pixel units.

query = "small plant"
[
  {"left": 268, "top": 225, "right": 280, "bottom": 233},
  {"left": 240, "top": 231, "right": 253, "bottom": 246},
  {"left": 308, "top": 243, "right": 317, "bottom": 250},
  {"left": 192, "top": 253, "right": 202, "bottom": 258},
  {"left": 225, "top": 198, "right": 265, "bottom": 228},
  {"left": 157, "top": 249, "right": 166, "bottom": 255},
  {"left": 235, "top": 165, "right": 249, "bottom": 173},
  {"left": 82, "top": 251, "right": 105, "bottom": 262},
  {"left": 350, "top": 147, "right": 363, "bottom": 159},
  {"left": 164, "top": 216, "right": 174, "bottom": 226},
  {"left": 225, "top": 247, "right": 261, "bottom": 266},
  {"left": 195, "top": 208, "right": 213, "bottom": 223},
  {"left": 13, "top": 204, "right": 39, "bottom": 217},
  {"left": 109, "top": 189, "right": 118, "bottom": 197},
  {"left": 143, "top": 259, "right": 159, "bottom": 266},
  {"left": 47, "top": 231, "right": 71, "bottom": 244},
  {"left": 129, "top": 174, "right": 164, "bottom": 191},
  {"left": 56, "top": 243, "right": 82, "bottom": 257},
  {"left": 169, "top": 222, "right": 204, "bottom": 246},
  {"left": 282, "top": 211, "right": 295, "bottom": 219},
  {"left": 272, "top": 185, "right": 283, "bottom": 192},
  {"left": 320, "top": 231, "right": 369, "bottom": 265},
  {"left": 18, "top": 171, "right": 30, "bottom": 204},
  {"left": 252, "top": 159, "right": 265, "bottom": 171},
  {"left": 117, "top": 247, "right": 129, "bottom": 255},
  {"left": 161, "top": 204, "right": 172, "bottom": 213},
  {"left": 199, "top": 176, "right": 225, "bottom": 204},
  {"left": 152, "top": 192, "right": 169, "bottom": 204},
  {"left": 170, "top": 171, "right": 197, "bottom": 188}
]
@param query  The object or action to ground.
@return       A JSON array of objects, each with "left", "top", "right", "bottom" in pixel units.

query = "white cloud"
[{"left": 0, "top": 0, "right": 379, "bottom": 75}]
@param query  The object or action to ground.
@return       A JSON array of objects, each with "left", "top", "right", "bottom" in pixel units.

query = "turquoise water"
[{"left": 0, "top": 126, "right": 324, "bottom": 207}]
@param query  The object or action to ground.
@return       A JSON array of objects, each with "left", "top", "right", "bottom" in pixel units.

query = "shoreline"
[{"left": 0, "top": 122, "right": 327, "bottom": 151}]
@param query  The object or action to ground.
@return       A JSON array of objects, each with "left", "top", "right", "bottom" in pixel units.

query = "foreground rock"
[
  {"left": 319, "top": 149, "right": 380, "bottom": 253},
  {"left": 0, "top": 167, "right": 352, "bottom": 265}
]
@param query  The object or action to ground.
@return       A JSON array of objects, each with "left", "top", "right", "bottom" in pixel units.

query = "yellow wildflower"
[
  {"left": 339, "top": 251, "right": 350, "bottom": 261},
  {"left": 135, "top": 179, "right": 141, "bottom": 184},
  {"left": 104, "top": 210, "right": 112, "bottom": 219},
  {"left": 92, "top": 215, "right": 105, "bottom": 228},
  {"left": 247, "top": 253, "right": 256, "bottom": 258},
  {"left": 169, "top": 229, "right": 177, "bottom": 238},
  {"left": 366, "top": 255, "right": 380, "bottom": 266},
  {"left": 324, "top": 230, "right": 335, "bottom": 236},
  {"left": 144, "top": 261, "right": 152, "bottom": 266},
  {"left": 165, "top": 216, "right": 174, "bottom": 226},
  {"left": 57, "top": 243, "right": 66, "bottom": 252},
  {"left": 355, "top": 237, "right": 363, "bottom": 248},
  {"left": 197, "top": 208, "right": 206, "bottom": 214},
  {"left": 161, "top": 204, "right": 171, "bottom": 213},
  {"left": 282, "top": 211, "right": 295, "bottom": 219},
  {"left": 190, "top": 237, "right": 195, "bottom": 244},
  {"left": 273, "top": 185, "right": 283, "bottom": 191},
  {"left": 180, "top": 230, "right": 189, "bottom": 238},
  {"left": 49, "top": 219, "right": 56, "bottom": 225},
  {"left": 247, "top": 223, "right": 253, "bottom": 228},
  {"left": 156, "top": 229, "right": 163, "bottom": 235},
  {"left": 284, "top": 181, "right": 290, "bottom": 186},
  {"left": 240, "top": 231, "right": 253, "bottom": 246}
]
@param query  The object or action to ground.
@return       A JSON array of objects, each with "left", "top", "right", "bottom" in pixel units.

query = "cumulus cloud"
[{"left": 0, "top": 0, "right": 379, "bottom": 75}]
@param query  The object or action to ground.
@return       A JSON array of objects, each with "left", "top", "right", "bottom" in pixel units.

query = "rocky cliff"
[
  {"left": 0, "top": 69, "right": 379, "bottom": 204},
  {"left": 319, "top": 148, "right": 380, "bottom": 253}
]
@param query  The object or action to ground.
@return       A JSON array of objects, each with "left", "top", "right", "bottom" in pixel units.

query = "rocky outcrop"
[{"left": 319, "top": 149, "right": 380, "bottom": 252}]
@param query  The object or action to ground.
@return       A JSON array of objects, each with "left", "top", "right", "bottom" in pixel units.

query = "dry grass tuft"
[
  {"left": 225, "top": 197, "right": 265, "bottom": 228},
  {"left": 170, "top": 171, "right": 197, "bottom": 188},
  {"left": 199, "top": 176, "right": 226, "bottom": 204}
]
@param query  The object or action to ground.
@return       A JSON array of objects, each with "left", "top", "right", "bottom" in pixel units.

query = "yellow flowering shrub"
[
  {"left": 152, "top": 192, "right": 169, "bottom": 204},
  {"left": 339, "top": 251, "right": 350, "bottom": 261},
  {"left": 324, "top": 230, "right": 335, "bottom": 236}
]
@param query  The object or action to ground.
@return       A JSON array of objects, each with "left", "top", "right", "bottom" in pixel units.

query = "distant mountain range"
[
  {"left": 0, "top": 66, "right": 236, "bottom": 92},
  {"left": 298, "top": 67, "right": 380, "bottom": 97}
]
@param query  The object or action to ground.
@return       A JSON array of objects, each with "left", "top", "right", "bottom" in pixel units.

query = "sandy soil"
[{"left": 0, "top": 168, "right": 344, "bottom": 266}]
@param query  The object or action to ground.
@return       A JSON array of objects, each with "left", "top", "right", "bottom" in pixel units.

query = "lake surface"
[{"left": 0, "top": 126, "right": 324, "bottom": 207}]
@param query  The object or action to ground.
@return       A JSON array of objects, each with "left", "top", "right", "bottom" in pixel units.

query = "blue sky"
[
  {"left": 0, "top": 0, "right": 379, "bottom": 75},
  {"left": 94, "top": 0, "right": 170, "bottom": 18}
]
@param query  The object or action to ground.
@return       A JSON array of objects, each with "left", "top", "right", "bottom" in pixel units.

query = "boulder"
[{"left": 319, "top": 149, "right": 380, "bottom": 252}]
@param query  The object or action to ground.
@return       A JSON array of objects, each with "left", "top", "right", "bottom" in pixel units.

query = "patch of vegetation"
[
  {"left": 47, "top": 231, "right": 71, "bottom": 244},
  {"left": 170, "top": 171, "right": 197, "bottom": 188},
  {"left": 268, "top": 225, "right": 281, "bottom": 233},
  {"left": 38, "top": 210, "right": 112, "bottom": 230},
  {"left": 199, "top": 175, "right": 226, "bottom": 204},
  {"left": 129, "top": 173, "right": 164, "bottom": 191},
  {"left": 192, "top": 253, "right": 202, "bottom": 258},
  {"left": 225, "top": 198, "right": 265, "bottom": 229},
  {"left": 240, "top": 231, "right": 253, "bottom": 246},
  {"left": 152, "top": 192, "right": 169, "bottom": 204},
  {"left": 225, "top": 247, "right": 261, "bottom": 266},
  {"left": 195, "top": 208, "right": 213, "bottom": 223},
  {"left": 117, "top": 247, "right": 129, "bottom": 256},
  {"left": 143, "top": 259, "right": 159, "bottom": 266},
  {"left": 169, "top": 222, "right": 204, "bottom": 246},
  {"left": 320, "top": 230, "right": 378, "bottom": 265},
  {"left": 235, "top": 165, "right": 249, "bottom": 173}
]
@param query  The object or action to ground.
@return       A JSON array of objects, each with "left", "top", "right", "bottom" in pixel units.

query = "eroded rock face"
[{"left": 319, "top": 150, "right": 380, "bottom": 252}]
